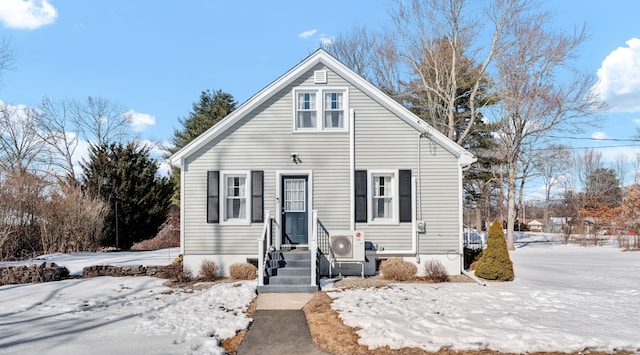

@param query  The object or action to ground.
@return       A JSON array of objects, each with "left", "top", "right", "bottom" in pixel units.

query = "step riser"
[
  {"left": 279, "top": 252, "right": 312, "bottom": 260},
  {"left": 269, "top": 276, "right": 311, "bottom": 285},
  {"left": 257, "top": 285, "right": 318, "bottom": 293},
  {"left": 277, "top": 268, "right": 311, "bottom": 276}
]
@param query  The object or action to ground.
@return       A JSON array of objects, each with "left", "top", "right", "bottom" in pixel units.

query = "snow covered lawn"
[
  {"left": 327, "top": 244, "right": 640, "bottom": 353},
  {"left": 2, "top": 243, "right": 639, "bottom": 354},
  {"left": 0, "top": 249, "right": 256, "bottom": 355}
]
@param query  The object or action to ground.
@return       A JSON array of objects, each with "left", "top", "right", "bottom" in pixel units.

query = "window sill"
[
  {"left": 367, "top": 219, "right": 399, "bottom": 226},
  {"left": 220, "top": 219, "right": 251, "bottom": 226}
]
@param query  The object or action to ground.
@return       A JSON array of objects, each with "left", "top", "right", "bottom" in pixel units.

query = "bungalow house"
[{"left": 169, "top": 49, "right": 475, "bottom": 292}]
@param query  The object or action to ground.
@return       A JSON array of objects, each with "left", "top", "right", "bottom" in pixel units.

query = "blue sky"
[{"left": 1, "top": 0, "right": 640, "bottom": 193}]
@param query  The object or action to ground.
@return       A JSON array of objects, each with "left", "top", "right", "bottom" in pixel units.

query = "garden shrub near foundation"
[
  {"left": 474, "top": 220, "right": 514, "bottom": 281},
  {"left": 229, "top": 263, "right": 257, "bottom": 280},
  {"left": 380, "top": 258, "right": 416, "bottom": 281},
  {"left": 199, "top": 259, "right": 220, "bottom": 281}
]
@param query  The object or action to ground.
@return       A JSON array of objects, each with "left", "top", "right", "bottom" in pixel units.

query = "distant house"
[
  {"left": 169, "top": 49, "right": 475, "bottom": 292},
  {"left": 548, "top": 217, "right": 569, "bottom": 233},
  {"left": 524, "top": 219, "right": 544, "bottom": 232}
]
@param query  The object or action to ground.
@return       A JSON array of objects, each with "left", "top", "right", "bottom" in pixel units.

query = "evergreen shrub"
[{"left": 474, "top": 219, "right": 515, "bottom": 281}]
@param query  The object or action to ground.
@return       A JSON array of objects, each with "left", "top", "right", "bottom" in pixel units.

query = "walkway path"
[{"left": 237, "top": 293, "right": 328, "bottom": 355}]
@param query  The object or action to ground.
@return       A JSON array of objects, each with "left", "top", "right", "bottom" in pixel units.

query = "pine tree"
[
  {"left": 81, "top": 141, "right": 172, "bottom": 249},
  {"left": 167, "top": 89, "right": 236, "bottom": 203},
  {"left": 474, "top": 219, "right": 514, "bottom": 281}
]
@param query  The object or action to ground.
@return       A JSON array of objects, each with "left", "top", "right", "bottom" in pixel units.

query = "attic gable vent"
[{"left": 314, "top": 70, "right": 327, "bottom": 84}]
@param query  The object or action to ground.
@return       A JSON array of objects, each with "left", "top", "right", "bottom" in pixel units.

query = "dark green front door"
[{"left": 281, "top": 176, "right": 308, "bottom": 245}]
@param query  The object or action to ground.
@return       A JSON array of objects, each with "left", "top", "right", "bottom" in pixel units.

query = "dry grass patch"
[{"left": 221, "top": 296, "right": 257, "bottom": 355}]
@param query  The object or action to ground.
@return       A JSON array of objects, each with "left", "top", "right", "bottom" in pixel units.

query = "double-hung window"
[
  {"left": 296, "top": 92, "right": 317, "bottom": 129},
  {"left": 368, "top": 171, "right": 398, "bottom": 224},
  {"left": 293, "top": 88, "right": 348, "bottom": 131},
  {"left": 222, "top": 172, "right": 249, "bottom": 224},
  {"left": 324, "top": 92, "right": 344, "bottom": 128}
]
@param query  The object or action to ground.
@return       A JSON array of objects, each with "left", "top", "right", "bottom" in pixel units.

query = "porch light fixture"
[{"left": 290, "top": 152, "right": 301, "bottom": 164}]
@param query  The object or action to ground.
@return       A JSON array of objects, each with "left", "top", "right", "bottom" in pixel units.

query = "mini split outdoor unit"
[{"left": 329, "top": 230, "right": 365, "bottom": 262}]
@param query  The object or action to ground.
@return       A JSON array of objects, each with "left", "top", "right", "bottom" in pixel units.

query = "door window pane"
[{"left": 284, "top": 178, "right": 306, "bottom": 212}]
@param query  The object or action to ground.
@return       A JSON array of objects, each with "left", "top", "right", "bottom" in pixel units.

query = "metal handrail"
[
  {"left": 311, "top": 210, "right": 318, "bottom": 287},
  {"left": 257, "top": 210, "right": 270, "bottom": 287}
]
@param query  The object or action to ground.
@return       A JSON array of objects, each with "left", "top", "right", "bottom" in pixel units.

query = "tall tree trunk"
[{"left": 506, "top": 161, "right": 517, "bottom": 250}]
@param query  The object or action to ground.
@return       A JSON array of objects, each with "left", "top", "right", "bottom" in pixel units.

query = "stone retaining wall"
[
  {"left": 0, "top": 262, "right": 70, "bottom": 286},
  {"left": 81, "top": 264, "right": 179, "bottom": 279},
  {"left": 0, "top": 263, "right": 180, "bottom": 286}
]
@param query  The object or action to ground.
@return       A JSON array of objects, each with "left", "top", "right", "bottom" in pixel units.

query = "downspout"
[
  {"left": 350, "top": 108, "right": 355, "bottom": 231},
  {"left": 179, "top": 158, "right": 186, "bottom": 256},
  {"left": 416, "top": 132, "right": 424, "bottom": 264}
]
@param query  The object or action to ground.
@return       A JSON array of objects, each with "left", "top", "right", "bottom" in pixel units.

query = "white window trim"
[
  {"left": 292, "top": 87, "right": 349, "bottom": 132},
  {"left": 220, "top": 170, "right": 251, "bottom": 226},
  {"left": 367, "top": 169, "right": 399, "bottom": 225}
]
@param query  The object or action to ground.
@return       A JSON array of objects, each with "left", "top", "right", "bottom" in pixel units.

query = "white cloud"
[
  {"left": 298, "top": 29, "right": 317, "bottom": 39},
  {"left": 124, "top": 109, "right": 156, "bottom": 133},
  {"left": 592, "top": 131, "right": 609, "bottom": 140},
  {"left": 320, "top": 34, "right": 333, "bottom": 46},
  {"left": 0, "top": 0, "right": 57, "bottom": 30},
  {"left": 593, "top": 38, "right": 640, "bottom": 113}
]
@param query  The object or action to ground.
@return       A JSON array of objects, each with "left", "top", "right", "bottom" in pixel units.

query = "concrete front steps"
[{"left": 257, "top": 250, "right": 318, "bottom": 293}]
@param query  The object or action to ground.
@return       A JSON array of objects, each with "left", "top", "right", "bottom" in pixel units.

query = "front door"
[{"left": 281, "top": 176, "right": 308, "bottom": 246}]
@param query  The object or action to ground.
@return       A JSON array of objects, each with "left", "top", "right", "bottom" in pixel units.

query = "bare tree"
[
  {"left": 533, "top": 143, "right": 571, "bottom": 231},
  {"left": 387, "top": 0, "right": 526, "bottom": 145},
  {"left": 36, "top": 96, "right": 80, "bottom": 181},
  {"left": 0, "top": 102, "right": 48, "bottom": 176},
  {"left": 634, "top": 153, "right": 640, "bottom": 185},
  {"left": 613, "top": 153, "right": 628, "bottom": 187},
  {"left": 71, "top": 96, "right": 131, "bottom": 146},
  {"left": 493, "top": 9, "right": 603, "bottom": 250},
  {"left": 323, "top": 26, "right": 403, "bottom": 96},
  {"left": 574, "top": 148, "right": 603, "bottom": 192},
  {"left": 0, "top": 38, "right": 16, "bottom": 84}
]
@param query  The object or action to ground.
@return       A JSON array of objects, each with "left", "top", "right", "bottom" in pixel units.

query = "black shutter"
[
  {"left": 251, "top": 170, "right": 264, "bottom": 223},
  {"left": 399, "top": 169, "right": 412, "bottom": 223},
  {"left": 207, "top": 171, "right": 219, "bottom": 223},
  {"left": 355, "top": 170, "right": 367, "bottom": 223}
]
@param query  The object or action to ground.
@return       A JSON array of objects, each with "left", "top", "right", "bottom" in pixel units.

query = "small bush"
[
  {"left": 229, "top": 263, "right": 257, "bottom": 280},
  {"left": 166, "top": 264, "right": 192, "bottom": 282},
  {"left": 380, "top": 258, "right": 416, "bottom": 281},
  {"left": 199, "top": 259, "right": 220, "bottom": 281},
  {"left": 424, "top": 259, "right": 449, "bottom": 283},
  {"left": 474, "top": 219, "right": 514, "bottom": 281}
]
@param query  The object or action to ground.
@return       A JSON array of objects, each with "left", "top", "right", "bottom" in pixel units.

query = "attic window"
[
  {"left": 314, "top": 70, "right": 327, "bottom": 84},
  {"left": 293, "top": 87, "right": 348, "bottom": 132}
]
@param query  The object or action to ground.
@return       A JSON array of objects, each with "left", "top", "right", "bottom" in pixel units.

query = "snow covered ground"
[
  {"left": 327, "top": 241, "right": 640, "bottom": 353},
  {"left": 1, "top": 240, "right": 639, "bottom": 354},
  {"left": 0, "top": 249, "right": 256, "bottom": 355}
]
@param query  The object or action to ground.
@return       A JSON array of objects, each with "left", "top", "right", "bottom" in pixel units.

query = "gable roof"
[{"left": 169, "top": 49, "right": 475, "bottom": 167}]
